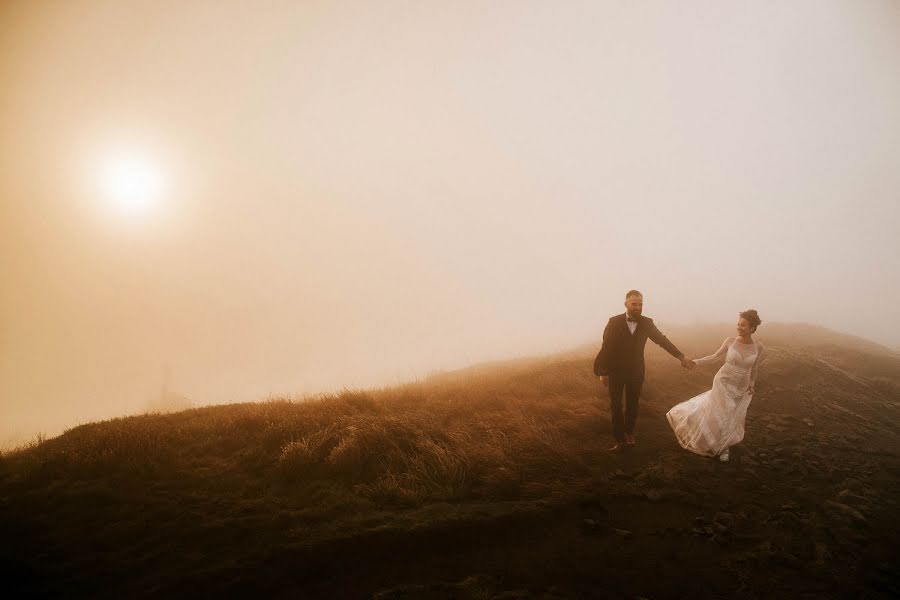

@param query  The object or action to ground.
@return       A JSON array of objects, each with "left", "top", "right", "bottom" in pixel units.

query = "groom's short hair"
[{"left": 625, "top": 290, "right": 643, "bottom": 300}]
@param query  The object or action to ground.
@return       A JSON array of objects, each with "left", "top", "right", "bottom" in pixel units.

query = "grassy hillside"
[{"left": 1, "top": 325, "right": 898, "bottom": 599}]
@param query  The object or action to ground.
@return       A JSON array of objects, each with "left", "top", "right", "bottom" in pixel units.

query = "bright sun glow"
[{"left": 100, "top": 155, "right": 165, "bottom": 215}]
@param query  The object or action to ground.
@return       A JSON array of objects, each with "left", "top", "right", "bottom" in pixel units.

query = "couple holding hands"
[{"left": 593, "top": 290, "right": 764, "bottom": 462}]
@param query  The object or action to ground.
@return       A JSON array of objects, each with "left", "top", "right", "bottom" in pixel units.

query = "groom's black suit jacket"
[{"left": 593, "top": 313, "right": 684, "bottom": 381}]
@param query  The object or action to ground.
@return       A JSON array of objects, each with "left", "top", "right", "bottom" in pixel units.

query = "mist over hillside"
[{"left": 2, "top": 321, "right": 896, "bottom": 452}]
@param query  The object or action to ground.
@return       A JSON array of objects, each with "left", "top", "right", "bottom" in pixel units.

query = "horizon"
[
  {"left": 2, "top": 1, "right": 899, "bottom": 447},
  {"left": 1, "top": 319, "right": 894, "bottom": 450}
]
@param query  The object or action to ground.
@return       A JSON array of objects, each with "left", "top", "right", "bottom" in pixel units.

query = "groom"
[{"left": 593, "top": 290, "right": 695, "bottom": 451}]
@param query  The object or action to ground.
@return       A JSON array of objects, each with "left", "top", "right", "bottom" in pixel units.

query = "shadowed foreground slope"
[{"left": 1, "top": 324, "right": 898, "bottom": 599}]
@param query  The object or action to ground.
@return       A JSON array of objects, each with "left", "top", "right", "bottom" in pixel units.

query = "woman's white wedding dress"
[{"left": 666, "top": 337, "right": 764, "bottom": 457}]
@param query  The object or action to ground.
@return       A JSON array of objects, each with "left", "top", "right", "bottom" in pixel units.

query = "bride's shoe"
[{"left": 718, "top": 448, "right": 730, "bottom": 462}]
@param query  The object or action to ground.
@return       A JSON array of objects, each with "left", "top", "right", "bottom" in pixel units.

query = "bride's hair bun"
[{"left": 740, "top": 309, "right": 762, "bottom": 332}]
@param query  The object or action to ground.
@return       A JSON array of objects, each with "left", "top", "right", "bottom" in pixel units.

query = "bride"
[{"left": 666, "top": 309, "right": 764, "bottom": 462}]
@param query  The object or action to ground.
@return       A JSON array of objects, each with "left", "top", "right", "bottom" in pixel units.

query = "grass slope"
[{"left": 1, "top": 325, "right": 898, "bottom": 599}]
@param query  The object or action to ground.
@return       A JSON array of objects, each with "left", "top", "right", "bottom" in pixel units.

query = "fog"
[{"left": 2, "top": 0, "right": 899, "bottom": 447}]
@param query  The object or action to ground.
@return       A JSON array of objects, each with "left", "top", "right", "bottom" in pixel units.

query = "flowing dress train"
[{"left": 666, "top": 337, "right": 764, "bottom": 456}]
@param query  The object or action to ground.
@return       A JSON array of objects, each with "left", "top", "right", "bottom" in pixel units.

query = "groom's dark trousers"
[
  {"left": 608, "top": 374, "right": 643, "bottom": 442},
  {"left": 593, "top": 313, "right": 684, "bottom": 443}
]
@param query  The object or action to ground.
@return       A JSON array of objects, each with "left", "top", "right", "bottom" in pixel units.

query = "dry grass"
[
  {"left": 1, "top": 366, "right": 605, "bottom": 513},
  {"left": 5, "top": 324, "right": 897, "bottom": 513}
]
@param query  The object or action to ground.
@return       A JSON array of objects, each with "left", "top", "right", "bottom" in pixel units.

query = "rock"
[
  {"left": 775, "top": 511, "right": 805, "bottom": 530},
  {"left": 713, "top": 511, "right": 735, "bottom": 528},
  {"left": 613, "top": 528, "right": 633, "bottom": 539},
  {"left": 824, "top": 501, "right": 867, "bottom": 526},
  {"left": 611, "top": 469, "right": 631, "bottom": 480},
  {"left": 837, "top": 489, "right": 869, "bottom": 506},
  {"left": 581, "top": 518, "right": 611, "bottom": 535},
  {"left": 646, "top": 489, "right": 663, "bottom": 502}
]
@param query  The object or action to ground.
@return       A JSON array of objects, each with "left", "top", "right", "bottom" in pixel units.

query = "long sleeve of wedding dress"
[
  {"left": 749, "top": 343, "right": 764, "bottom": 387},
  {"left": 693, "top": 338, "right": 732, "bottom": 366}
]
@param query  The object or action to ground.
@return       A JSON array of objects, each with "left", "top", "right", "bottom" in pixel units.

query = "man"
[{"left": 593, "top": 290, "right": 695, "bottom": 451}]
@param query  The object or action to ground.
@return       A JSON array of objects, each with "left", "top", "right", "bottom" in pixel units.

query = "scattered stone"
[
  {"left": 713, "top": 511, "right": 735, "bottom": 528},
  {"left": 646, "top": 489, "right": 663, "bottom": 502},
  {"left": 824, "top": 501, "right": 867, "bottom": 526},
  {"left": 613, "top": 528, "right": 633, "bottom": 539},
  {"left": 611, "top": 469, "right": 631, "bottom": 480},
  {"left": 691, "top": 526, "right": 714, "bottom": 537},
  {"left": 837, "top": 489, "right": 869, "bottom": 506},
  {"left": 581, "top": 518, "right": 611, "bottom": 535}
]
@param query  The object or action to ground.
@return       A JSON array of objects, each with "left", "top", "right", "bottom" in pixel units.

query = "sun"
[{"left": 100, "top": 155, "right": 165, "bottom": 215}]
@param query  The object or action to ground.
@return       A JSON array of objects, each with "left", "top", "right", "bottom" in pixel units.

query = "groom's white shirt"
[{"left": 626, "top": 313, "right": 637, "bottom": 335}]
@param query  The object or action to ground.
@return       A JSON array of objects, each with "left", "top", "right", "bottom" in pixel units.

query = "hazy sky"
[{"left": 2, "top": 0, "right": 899, "bottom": 445}]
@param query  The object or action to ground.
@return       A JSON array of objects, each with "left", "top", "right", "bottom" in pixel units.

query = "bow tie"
[{"left": 627, "top": 316, "right": 639, "bottom": 322}]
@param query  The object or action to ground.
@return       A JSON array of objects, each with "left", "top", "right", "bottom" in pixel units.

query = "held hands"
[
  {"left": 600, "top": 375, "right": 608, "bottom": 388},
  {"left": 680, "top": 357, "right": 696, "bottom": 370}
]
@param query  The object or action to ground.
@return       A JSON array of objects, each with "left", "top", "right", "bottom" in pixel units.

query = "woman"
[{"left": 666, "top": 309, "right": 764, "bottom": 462}]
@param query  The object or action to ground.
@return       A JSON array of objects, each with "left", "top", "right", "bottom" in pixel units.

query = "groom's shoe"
[
  {"left": 624, "top": 433, "right": 636, "bottom": 447},
  {"left": 608, "top": 442, "right": 625, "bottom": 452}
]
